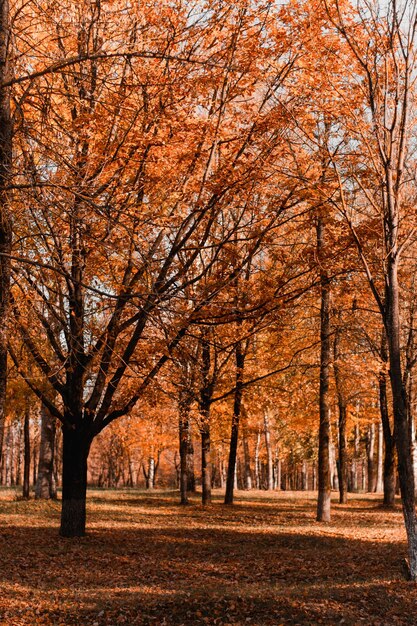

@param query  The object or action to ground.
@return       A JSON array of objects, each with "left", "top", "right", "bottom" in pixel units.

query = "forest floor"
[{"left": 0, "top": 488, "right": 416, "bottom": 626}]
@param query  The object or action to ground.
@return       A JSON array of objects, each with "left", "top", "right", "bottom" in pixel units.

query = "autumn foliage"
[{"left": 1, "top": 1, "right": 417, "bottom": 619}]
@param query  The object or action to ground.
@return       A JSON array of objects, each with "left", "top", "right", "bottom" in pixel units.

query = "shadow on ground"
[{"left": 0, "top": 490, "right": 414, "bottom": 625}]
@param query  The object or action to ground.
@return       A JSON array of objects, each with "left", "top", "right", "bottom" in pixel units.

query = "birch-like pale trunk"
[
  {"left": 376, "top": 421, "right": 384, "bottom": 494},
  {"left": 35, "top": 403, "right": 57, "bottom": 499},
  {"left": 263, "top": 411, "right": 274, "bottom": 492}
]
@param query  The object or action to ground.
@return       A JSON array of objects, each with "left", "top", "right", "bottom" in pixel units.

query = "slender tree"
[
  {"left": 323, "top": 0, "right": 417, "bottom": 577},
  {"left": 0, "top": 0, "right": 12, "bottom": 465}
]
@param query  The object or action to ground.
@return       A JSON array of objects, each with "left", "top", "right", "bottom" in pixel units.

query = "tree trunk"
[
  {"left": 334, "top": 328, "right": 348, "bottom": 504},
  {"left": 376, "top": 420, "right": 384, "bottom": 493},
  {"left": 225, "top": 340, "right": 245, "bottom": 504},
  {"left": 199, "top": 332, "right": 213, "bottom": 505},
  {"left": 22, "top": 405, "right": 30, "bottom": 499},
  {"left": 337, "top": 400, "right": 347, "bottom": 504},
  {"left": 179, "top": 406, "right": 190, "bottom": 504},
  {"left": 0, "top": 0, "right": 12, "bottom": 471},
  {"left": 54, "top": 426, "right": 62, "bottom": 488},
  {"left": 8, "top": 425, "right": 13, "bottom": 485},
  {"left": 408, "top": 375, "right": 417, "bottom": 496},
  {"left": 316, "top": 218, "right": 331, "bottom": 522},
  {"left": 379, "top": 352, "right": 396, "bottom": 507},
  {"left": 274, "top": 450, "right": 281, "bottom": 490},
  {"left": 15, "top": 421, "right": 22, "bottom": 486},
  {"left": 178, "top": 389, "right": 195, "bottom": 504},
  {"left": 201, "top": 423, "right": 211, "bottom": 505},
  {"left": 254, "top": 430, "right": 261, "bottom": 489},
  {"left": 60, "top": 426, "right": 91, "bottom": 537},
  {"left": 32, "top": 442, "right": 37, "bottom": 486},
  {"left": 217, "top": 453, "right": 225, "bottom": 489},
  {"left": 145, "top": 457, "right": 155, "bottom": 489},
  {"left": 4, "top": 425, "right": 10, "bottom": 484},
  {"left": 242, "top": 421, "right": 252, "bottom": 490},
  {"left": 186, "top": 436, "right": 195, "bottom": 493},
  {"left": 35, "top": 403, "right": 57, "bottom": 499},
  {"left": 386, "top": 254, "right": 417, "bottom": 578},
  {"left": 366, "top": 423, "right": 376, "bottom": 492},
  {"left": 263, "top": 411, "right": 274, "bottom": 491},
  {"left": 301, "top": 460, "right": 308, "bottom": 491},
  {"left": 330, "top": 437, "right": 338, "bottom": 491}
]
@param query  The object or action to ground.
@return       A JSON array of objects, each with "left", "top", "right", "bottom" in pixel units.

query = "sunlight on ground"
[{"left": 0, "top": 488, "right": 414, "bottom": 625}]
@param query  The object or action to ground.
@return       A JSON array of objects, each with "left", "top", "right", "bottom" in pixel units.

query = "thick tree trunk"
[
  {"left": 22, "top": 405, "right": 30, "bottom": 499},
  {"left": 386, "top": 256, "right": 417, "bottom": 579},
  {"left": 316, "top": 218, "right": 331, "bottom": 521},
  {"left": 0, "top": 0, "right": 12, "bottom": 470},
  {"left": 35, "top": 403, "right": 57, "bottom": 499},
  {"left": 225, "top": 340, "right": 245, "bottom": 504},
  {"left": 60, "top": 426, "right": 91, "bottom": 537}
]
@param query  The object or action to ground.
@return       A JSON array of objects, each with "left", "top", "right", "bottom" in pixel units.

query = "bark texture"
[
  {"left": 316, "top": 218, "right": 331, "bottom": 522},
  {"left": 179, "top": 394, "right": 192, "bottom": 504},
  {"left": 199, "top": 332, "right": 214, "bottom": 506},
  {"left": 35, "top": 403, "right": 57, "bottom": 499},
  {"left": 380, "top": 330, "right": 396, "bottom": 508},
  {"left": 263, "top": 411, "right": 274, "bottom": 491},
  {"left": 0, "top": 0, "right": 12, "bottom": 468},
  {"left": 334, "top": 328, "right": 347, "bottom": 504},
  {"left": 224, "top": 339, "right": 245, "bottom": 504},
  {"left": 22, "top": 405, "right": 30, "bottom": 499},
  {"left": 60, "top": 426, "right": 91, "bottom": 537}
]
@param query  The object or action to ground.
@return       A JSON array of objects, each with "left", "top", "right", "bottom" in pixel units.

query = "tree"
[
  {"left": 0, "top": 0, "right": 12, "bottom": 466},
  {"left": 9, "top": 0, "right": 296, "bottom": 534},
  {"left": 35, "top": 403, "right": 57, "bottom": 500},
  {"left": 322, "top": 0, "right": 417, "bottom": 578}
]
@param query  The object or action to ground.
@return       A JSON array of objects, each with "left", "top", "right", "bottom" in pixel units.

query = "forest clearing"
[
  {"left": 4, "top": 0, "right": 417, "bottom": 622},
  {"left": 0, "top": 488, "right": 415, "bottom": 626},
  {"left": 0, "top": 489, "right": 417, "bottom": 626}
]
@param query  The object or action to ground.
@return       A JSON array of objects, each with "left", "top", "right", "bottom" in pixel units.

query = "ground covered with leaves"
[{"left": 0, "top": 488, "right": 416, "bottom": 625}]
